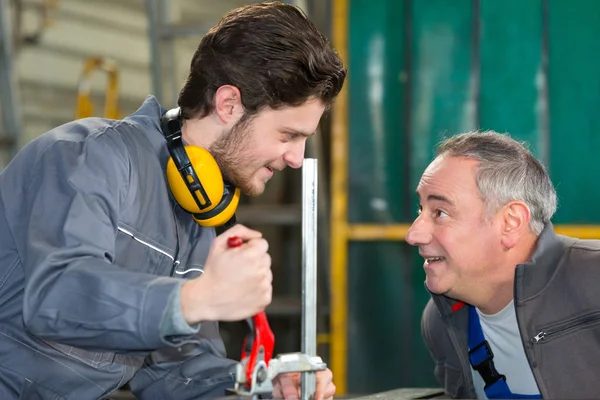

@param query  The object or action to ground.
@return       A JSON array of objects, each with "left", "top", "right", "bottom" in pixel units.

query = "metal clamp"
[{"left": 233, "top": 352, "right": 326, "bottom": 398}]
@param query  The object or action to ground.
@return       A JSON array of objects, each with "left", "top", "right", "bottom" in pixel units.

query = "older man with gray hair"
[{"left": 407, "top": 131, "right": 600, "bottom": 399}]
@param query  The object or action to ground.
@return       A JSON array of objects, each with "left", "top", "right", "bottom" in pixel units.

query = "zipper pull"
[
  {"left": 170, "top": 260, "right": 181, "bottom": 276},
  {"left": 532, "top": 331, "right": 546, "bottom": 343}
]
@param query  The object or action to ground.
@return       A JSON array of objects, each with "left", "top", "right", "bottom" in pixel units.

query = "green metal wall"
[{"left": 346, "top": 0, "right": 600, "bottom": 394}]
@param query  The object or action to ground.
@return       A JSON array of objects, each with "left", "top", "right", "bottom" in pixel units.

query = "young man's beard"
[{"left": 209, "top": 115, "right": 263, "bottom": 196}]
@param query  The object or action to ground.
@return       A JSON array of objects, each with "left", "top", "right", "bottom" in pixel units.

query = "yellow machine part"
[{"left": 75, "top": 57, "right": 120, "bottom": 120}]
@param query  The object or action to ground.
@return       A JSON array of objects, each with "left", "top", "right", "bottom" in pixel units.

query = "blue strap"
[{"left": 468, "top": 305, "right": 541, "bottom": 399}]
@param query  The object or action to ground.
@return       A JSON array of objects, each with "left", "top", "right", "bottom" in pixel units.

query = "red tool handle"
[
  {"left": 227, "top": 236, "right": 244, "bottom": 248},
  {"left": 241, "top": 312, "right": 274, "bottom": 384},
  {"left": 227, "top": 236, "right": 275, "bottom": 386}
]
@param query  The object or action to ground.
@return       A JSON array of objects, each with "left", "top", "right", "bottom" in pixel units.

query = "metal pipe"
[
  {"left": 144, "top": 0, "right": 163, "bottom": 104},
  {"left": 330, "top": 0, "right": 349, "bottom": 394},
  {"left": 0, "top": 0, "right": 24, "bottom": 164},
  {"left": 158, "top": 0, "right": 179, "bottom": 106},
  {"left": 301, "top": 158, "right": 318, "bottom": 399}
]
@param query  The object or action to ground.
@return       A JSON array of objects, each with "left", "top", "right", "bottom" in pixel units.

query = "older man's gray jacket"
[
  {"left": 0, "top": 96, "right": 237, "bottom": 399},
  {"left": 422, "top": 224, "right": 600, "bottom": 399}
]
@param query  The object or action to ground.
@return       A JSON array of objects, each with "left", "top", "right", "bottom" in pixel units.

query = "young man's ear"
[
  {"left": 214, "top": 85, "right": 244, "bottom": 124},
  {"left": 500, "top": 201, "right": 532, "bottom": 249}
]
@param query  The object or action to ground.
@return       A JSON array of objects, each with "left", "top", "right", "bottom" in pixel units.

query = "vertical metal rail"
[
  {"left": 301, "top": 158, "right": 318, "bottom": 399},
  {"left": 159, "top": 0, "right": 179, "bottom": 106},
  {"left": 144, "top": 0, "right": 163, "bottom": 104},
  {"left": 0, "top": 0, "right": 24, "bottom": 166}
]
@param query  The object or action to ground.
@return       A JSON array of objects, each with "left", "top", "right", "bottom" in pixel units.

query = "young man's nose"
[{"left": 283, "top": 139, "right": 306, "bottom": 169}]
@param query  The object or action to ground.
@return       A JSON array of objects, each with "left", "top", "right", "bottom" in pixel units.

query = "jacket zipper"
[
  {"left": 448, "top": 322, "right": 474, "bottom": 393},
  {"left": 117, "top": 226, "right": 175, "bottom": 262},
  {"left": 514, "top": 267, "right": 549, "bottom": 398},
  {"left": 433, "top": 295, "right": 476, "bottom": 397},
  {"left": 531, "top": 312, "right": 600, "bottom": 343}
]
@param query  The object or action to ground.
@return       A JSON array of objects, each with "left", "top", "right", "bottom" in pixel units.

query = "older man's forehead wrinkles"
[
  {"left": 416, "top": 183, "right": 453, "bottom": 205},
  {"left": 427, "top": 193, "right": 454, "bottom": 205}
]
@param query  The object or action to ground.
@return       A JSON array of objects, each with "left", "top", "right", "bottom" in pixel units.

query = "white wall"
[{"left": 13, "top": 0, "right": 251, "bottom": 145}]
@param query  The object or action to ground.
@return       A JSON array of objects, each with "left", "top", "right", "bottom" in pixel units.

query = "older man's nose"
[{"left": 406, "top": 216, "right": 433, "bottom": 247}]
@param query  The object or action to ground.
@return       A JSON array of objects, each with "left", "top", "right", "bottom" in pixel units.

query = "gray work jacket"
[
  {"left": 0, "top": 96, "right": 237, "bottom": 399},
  {"left": 422, "top": 224, "right": 600, "bottom": 399}
]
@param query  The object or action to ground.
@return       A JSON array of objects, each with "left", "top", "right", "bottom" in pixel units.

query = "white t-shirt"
[{"left": 470, "top": 300, "right": 540, "bottom": 399}]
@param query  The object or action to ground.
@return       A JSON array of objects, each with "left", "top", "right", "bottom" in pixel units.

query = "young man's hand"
[
  {"left": 180, "top": 224, "right": 272, "bottom": 324},
  {"left": 272, "top": 369, "right": 336, "bottom": 400}
]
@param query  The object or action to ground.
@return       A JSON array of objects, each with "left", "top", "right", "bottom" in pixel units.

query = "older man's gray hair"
[{"left": 436, "top": 131, "right": 557, "bottom": 235}]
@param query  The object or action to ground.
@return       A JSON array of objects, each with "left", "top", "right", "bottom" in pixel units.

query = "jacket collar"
[
  {"left": 123, "top": 95, "right": 171, "bottom": 171},
  {"left": 514, "top": 222, "right": 573, "bottom": 303}
]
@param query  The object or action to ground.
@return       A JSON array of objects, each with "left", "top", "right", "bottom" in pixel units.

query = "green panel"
[
  {"left": 409, "top": 0, "right": 476, "bottom": 191},
  {"left": 479, "top": 0, "right": 544, "bottom": 154},
  {"left": 347, "top": 0, "right": 436, "bottom": 394},
  {"left": 345, "top": 0, "right": 600, "bottom": 395},
  {"left": 548, "top": 0, "right": 600, "bottom": 224},
  {"left": 348, "top": 0, "right": 406, "bottom": 224},
  {"left": 348, "top": 242, "right": 422, "bottom": 392}
]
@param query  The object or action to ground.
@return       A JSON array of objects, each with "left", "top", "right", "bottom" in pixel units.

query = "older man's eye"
[{"left": 434, "top": 209, "right": 448, "bottom": 218}]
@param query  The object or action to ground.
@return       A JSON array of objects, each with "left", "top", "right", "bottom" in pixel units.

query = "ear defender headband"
[{"left": 160, "top": 107, "right": 240, "bottom": 227}]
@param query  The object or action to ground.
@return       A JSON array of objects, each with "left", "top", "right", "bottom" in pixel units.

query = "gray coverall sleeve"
[
  {"left": 160, "top": 283, "right": 200, "bottom": 337},
  {"left": 20, "top": 131, "right": 188, "bottom": 351},
  {"left": 128, "top": 287, "right": 240, "bottom": 399}
]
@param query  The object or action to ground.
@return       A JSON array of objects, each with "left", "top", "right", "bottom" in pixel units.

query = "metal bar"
[
  {"left": 295, "top": 0, "right": 333, "bottom": 359},
  {"left": 346, "top": 223, "right": 600, "bottom": 241},
  {"left": 158, "top": 0, "right": 179, "bottom": 106},
  {"left": 301, "top": 158, "right": 318, "bottom": 400},
  {"left": 330, "top": 0, "right": 349, "bottom": 394},
  {"left": 144, "top": 0, "right": 163, "bottom": 104},
  {"left": 0, "top": 0, "right": 24, "bottom": 163}
]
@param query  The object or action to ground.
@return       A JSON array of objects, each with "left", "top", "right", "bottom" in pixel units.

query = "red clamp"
[
  {"left": 227, "top": 236, "right": 275, "bottom": 387},
  {"left": 241, "top": 311, "right": 274, "bottom": 385}
]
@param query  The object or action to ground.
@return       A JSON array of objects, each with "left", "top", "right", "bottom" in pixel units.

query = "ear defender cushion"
[
  {"left": 166, "top": 145, "right": 224, "bottom": 214},
  {"left": 166, "top": 145, "right": 241, "bottom": 227},
  {"left": 192, "top": 184, "right": 241, "bottom": 228}
]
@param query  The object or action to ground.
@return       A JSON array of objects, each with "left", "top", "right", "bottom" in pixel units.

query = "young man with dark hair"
[{"left": 0, "top": 2, "right": 346, "bottom": 399}]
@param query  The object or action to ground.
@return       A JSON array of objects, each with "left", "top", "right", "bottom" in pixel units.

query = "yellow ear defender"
[{"left": 160, "top": 108, "right": 241, "bottom": 228}]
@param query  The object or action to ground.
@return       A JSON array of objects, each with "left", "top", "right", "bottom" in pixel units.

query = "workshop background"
[{"left": 1, "top": 0, "right": 600, "bottom": 398}]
